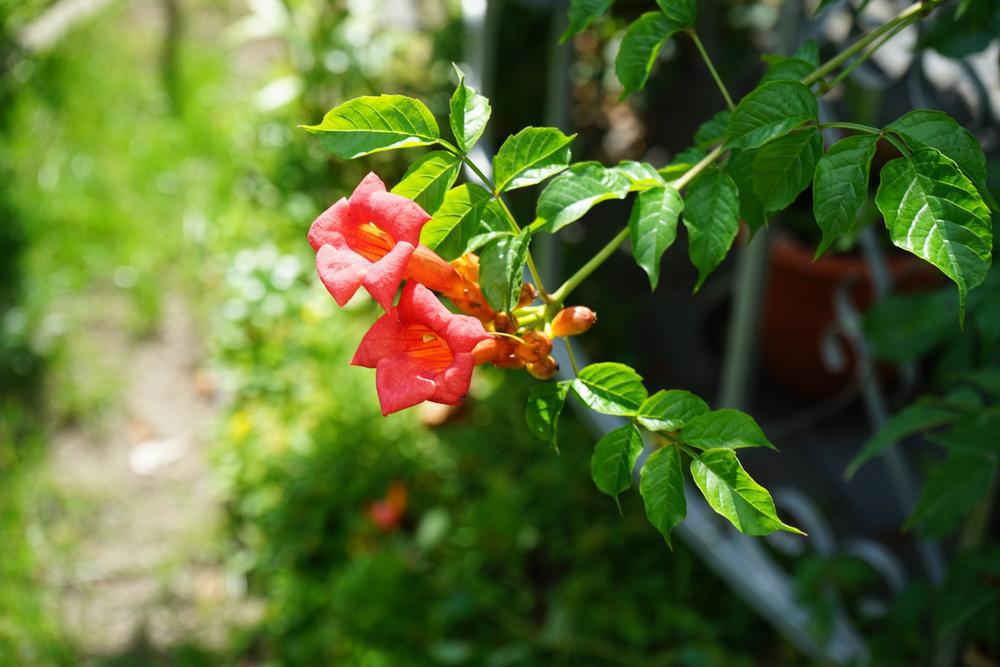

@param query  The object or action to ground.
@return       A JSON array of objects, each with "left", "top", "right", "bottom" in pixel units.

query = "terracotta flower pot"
[{"left": 760, "top": 233, "right": 940, "bottom": 400}]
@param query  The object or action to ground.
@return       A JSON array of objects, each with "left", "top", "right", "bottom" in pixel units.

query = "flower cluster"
[{"left": 309, "top": 172, "right": 595, "bottom": 416}]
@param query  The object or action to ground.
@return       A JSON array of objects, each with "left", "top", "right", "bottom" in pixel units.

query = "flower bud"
[
  {"left": 550, "top": 306, "right": 597, "bottom": 337},
  {"left": 526, "top": 355, "right": 559, "bottom": 380},
  {"left": 450, "top": 253, "right": 480, "bottom": 284},
  {"left": 492, "top": 312, "right": 518, "bottom": 334},
  {"left": 472, "top": 338, "right": 500, "bottom": 365},
  {"left": 514, "top": 330, "right": 553, "bottom": 363},
  {"left": 493, "top": 352, "right": 526, "bottom": 369},
  {"left": 517, "top": 282, "right": 538, "bottom": 308}
]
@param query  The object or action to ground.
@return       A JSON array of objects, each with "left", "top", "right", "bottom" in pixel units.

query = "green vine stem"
[{"left": 688, "top": 31, "right": 735, "bottom": 111}]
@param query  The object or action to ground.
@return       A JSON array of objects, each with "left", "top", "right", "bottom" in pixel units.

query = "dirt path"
[{"left": 41, "top": 296, "right": 259, "bottom": 660}]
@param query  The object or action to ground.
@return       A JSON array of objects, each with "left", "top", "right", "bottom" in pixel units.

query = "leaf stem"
[
  {"left": 669, "top": 145, "right": 724, "bottom": 191},
  {"left": 563, "top": 337, "right": 580, "bottom": 375},
  {"left": 800, "top": 1, "right": 931, "bottom": 87},
  {"left": 688, "top": 31, "right": 735, "bottom": 111},
  {"left": 817, "top": 121, "right": 881, "bottom": 135},
  {"left": 550, "top": 226, "right": 630, "bottom": 305},
  {"left": 820, "top": 16, "right": 913, "bottom": 93}
]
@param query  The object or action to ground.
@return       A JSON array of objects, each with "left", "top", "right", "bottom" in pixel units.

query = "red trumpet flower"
[{"left": 352, "top": 282, "right": 489, "bottom": 415}]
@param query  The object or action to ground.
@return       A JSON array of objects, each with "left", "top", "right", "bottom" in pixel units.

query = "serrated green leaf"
[
  {"left": 640, "top": 445, "right": 686, "bottom": 546},
  {"left": 845, "top": 401, "right": 962, "bottom": 478},
  {"left": 888, "top": 109, "right": 997, "bottom": 210},
  {"left": 525, "top": 381, "right": 571, "bottom": 450},
  {"left": 875, "top": 149, "right": 993, "bottom": 320},
  {"left": 614, "top": 160, "right": 666, "bottom": 191},
  {"left": 628, "top": 185, "right": 683, "bottom": 289},
  {"left": 636, "top": 389, "right": 709, "bottom": 432},
  {"left": 694, "top": 111, "right": 730, "bottom": 150},
  {"left": 390, "top": 151, "right": 461, "bottom": 214},
  {"left": 615, "top": 13, "right": 682, "bottom": 98},
  {"left": 794, "top": 39, "right": 820, "bottom": 67},
  {"left": 573, "top": 362, "right": 648, "bottom": 416},
  {"left": 926, "top": 412, "right": 1000, "bottom": 459},
  {"left": 302, "top": 94, "right": 440, "bottom": 158},
  {"left": 534, "top": 162, "right": 632, "bottom": 233},
  {"left": 682, "top": 169, "right": 740, "bottom": 291},
  {"left": 562, "top": 0, "right": 614, "bottom": 42},
  {"left": 752, "top": 128, "right": 823, "bottom": 212},
  {"left": 726, "top": 149, "right": 767, "bottom": 234},
  {"left": 591, "top": 423, "right": 644, "bottom": 506},
  {"left": 760, "top": 55, "right": 815, "bottom": 83},
  {"left": 449, "top": 65, "right": 491, "bottom": 153},
  {"left": 813, "top": 134, "right": 879, "bottom": 257},
  {"left": 420, "top": 184, "right": 494, "bottom": 259},
  {"left": 479, "top": 229, "right": 531, "bottom": 311},
  {"left": 493, "top": 127, "right": 575, "bottom": 192},
  {"left": 691, "top": 448, "right": 803, "bottom": 536},
  {"left": 655, "top": 0, "right": 696, "bottom": 28},
  {"left": 906, "top": 455, "right": 995, "bottom": 536},
  {"left": 726, "top": 80, "right": 818, "bottom": 150},
  {"left": 682, "top": 409, "right": 776, "bottom": 451}
]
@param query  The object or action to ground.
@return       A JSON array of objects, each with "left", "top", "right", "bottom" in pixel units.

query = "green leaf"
[
  {"left": 449, "top": 65, "right": 491, "bottom": 153},
  {"left": 926, "top": 412, "right": 1000, "bottom": 459},
  {"left": 302, "top": 94, "right": 440, "bottom": 158},
  {"left": 691, "top": 448, "right": 803, "bottom": 536},
  {"left": 636, "top": 389, "right": 709, "bottom": 432},
  {"left": 615, "top": 13, "right": 682, "bottom": 98},
  {"left": 888, "top": 109, "right": 997, "bottom": 210},
  {"left": 390, "top": 150, "right": 461, "bottom": 214},
  {"left": 628, "top": 185, "right": 684, "bottom": 289},
  {"left": 794, "top": 39, "right": 820, "bottom": 67},
  {"left": 562, "top": 0, "right": 613, "bottom": 42},
  {"left": 812, "top": 0, "right": 838, "bottom": 16},
  {"left": 479, "top": 229, "right": 531, "bottom": 311},
  {"left": 572, "top": 362, "right": 648, "bottom": 416},
  {"left": 752, "top": 128, "right": 823, "bottom": 212},
  {"left": 525, "top": 381, "right": 571, "bottom": 450},
  {"left": 906, "top": 455, "right": 995, "bottom": 536},
  {"left": 760, "top": 55, "right": 815, "bottom": 83},
  {"left": 875, "top": 149, "right": 993, "bottom": 319},
  {"left": 534, "top": 162, "right": 632, "bottom": 233},
  {"left": 591, "top": 423, "right": 644, "bottom": 506},
  {"left": 419, "top": 184, "right": 494, "bottom": 260},
  {"left": 845, "top": 401, "right": 962, "bottom": 478},
  {"left": 655, "top": 0, "right": 696, "bottom": 28},
  {"left": 614, "top": 161, "right": 666, "bottom": 191},
  {"left": 726, "top": 149, "right": 767, "bottom": 234},
  {"left": 682, "top": 409, "right": 776, "bottom": 450},
  {"left": 639, "top": 445, "right": 686, "bottom": 546},
  {"left": 813, "top": 134, "right": 879, "bottom": 257},
  {"left": 659, "top": 147, "right": 705, "bottom": 180},
  {"left": 493, "top": 127, "right": 575, "bottom": 192},
  {"left": 682, "top": 169, "right": 740, "bottom": 291},
  {"left": 694, "top": 111, "right": 730, "bottom": 150},
  {"left": 726, "top": 81, "right": 818, "bottom": 150},
  {"left": 863, "top": 290, "right": 956, "bottom": 363}
]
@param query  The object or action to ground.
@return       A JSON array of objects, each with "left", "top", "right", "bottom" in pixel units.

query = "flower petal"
[
  {"left": 375, "top": 356, "right": 436, "bottom": 415},
  {"left": 364, "top": 242, "right": 414, "bottom": 311},
  {"left": 351, "top": 311, "right": 404, "bottom": 368},
  {"left": 429, "top": 352, "right": 475, "bottom": 405},
  {"left": 316, "top": 241, "right": 370, "bottom": 307},
  {"left": 444, "top": 315, "right": 489, "bottom": 354},
  {"left": 366, "top": 191, "right": 429, "bottom": 246},
  {"left": 307, "top": 198, "right": 350, "bottom": 251},
  {"left": 398, "top": 282, "right": 454, "bottom": 333}
]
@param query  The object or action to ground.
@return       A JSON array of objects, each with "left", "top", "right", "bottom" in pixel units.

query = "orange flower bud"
[
  {"left": 492, "top": 312, "right": 518, "bottom": 334},
  {"left": 514, "top": 331, "right": 553, "bottom": 363},
  {"left": 550, "top": 306, "right": 597, "bottom": 337},
  {"left": 493, "top": 352, "right": 526, "bottom": 369},
  {"left": 526, "top": 355, "right": 559, "bottom": 380},
  {"left": 448, "top": 283, "right": 496, "bottom": 322},
  {"left": 472, "top": 338, "right": 500, "bottom": 365},
  {"left": 517, "top": 282, "right": 538, "bottom": 308}
]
